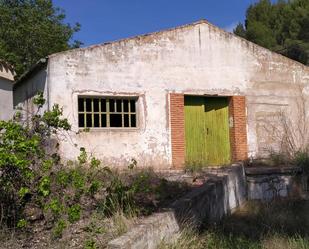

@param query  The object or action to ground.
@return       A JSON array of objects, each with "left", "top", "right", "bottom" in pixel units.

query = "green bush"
[
  {"left": 294, "top": 151, "right": 309, "bottom": 173},
  {"left": 52, "top": 219, "right": 67, "bottom": 239},
  {"left": 0, "top": 93, "right": 115, "bottom": 234},
  {"left": 0, "top": 94, "right": 176, "bottom": 239},
  {"left": 84, "top": 239, "right": 97, "bottom": 249},
  {"left": 68, "top": 204, "right": 82, "bottom": 223},
  {"left": 100, "top": 176, "right": 136, "bottom": 216},
  {"left": 0, "top": 92, "right": 70, "bottom": 227}
]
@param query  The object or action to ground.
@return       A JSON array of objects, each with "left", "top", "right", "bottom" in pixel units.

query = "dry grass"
[
  {"left": 0, "top": 210, "right": 136, "bottom": 249},
  {"left": 160, "top": 200, "right": 309, "bottom": 249}
]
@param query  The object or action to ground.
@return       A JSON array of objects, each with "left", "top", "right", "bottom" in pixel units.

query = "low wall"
[
  {"left": 107, "top": 164, "right": 246, "bottom": 249},
  {"left": 246, "top": 166, "right": 304, "bottom": 201},
  {"left": 108, "top": 164, "right": 306, "bottom": 249}
]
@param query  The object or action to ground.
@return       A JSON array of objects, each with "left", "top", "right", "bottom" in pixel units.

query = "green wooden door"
[{"left": 185, "top": 96, "right": 231, "bottom": 167}]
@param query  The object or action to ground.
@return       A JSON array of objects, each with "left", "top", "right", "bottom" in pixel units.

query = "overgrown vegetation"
[
  {"left": 0, "top": 93, "right": 189, "bottom": 248},
  {"left": 160, "top": 200, "right": 309, "bottom": 249}
]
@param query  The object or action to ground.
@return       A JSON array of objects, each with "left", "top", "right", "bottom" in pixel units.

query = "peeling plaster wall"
[
  {"left": 38, "top": 21, "right": 309, "bottom": 167},
  {"left": 13, "top": 68, "right": 48, "bottom": 119},
  {"left": 0, "top": 63, "right": 14, "bottom": 120},
  {"left": 0, "top": 78, "right": 13, "bottom": 120}
]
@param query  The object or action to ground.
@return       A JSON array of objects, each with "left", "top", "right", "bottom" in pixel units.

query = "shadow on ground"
[{"left": 206, "top": 200, "right": 309, "bottom": 241}]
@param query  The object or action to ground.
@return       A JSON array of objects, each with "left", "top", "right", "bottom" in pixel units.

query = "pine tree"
[{"left": 234, "top": 0, "right": 309, "bottom": 65}]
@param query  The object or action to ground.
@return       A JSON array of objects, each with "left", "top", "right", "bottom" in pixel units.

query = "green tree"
[
  {"left": 234, "top": 0, "right": 309, "bottom": 65},
  {"left": 0, "top": 0, "right": 82, "bottom": 77}
]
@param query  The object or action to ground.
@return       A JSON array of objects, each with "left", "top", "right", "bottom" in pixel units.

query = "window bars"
[{"left": 78, "top": 97, "right": 137, "bottom": 128}]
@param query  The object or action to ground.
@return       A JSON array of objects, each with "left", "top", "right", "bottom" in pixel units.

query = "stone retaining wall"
[
  {"left": 246, "top": 166, "right": 304, "bottom": 201},
  {"left": 107, "top": 164, "right": 306, "bottom": 249},
  {"left": 107, "top": 164, "right": 246, "bottom": 249}
]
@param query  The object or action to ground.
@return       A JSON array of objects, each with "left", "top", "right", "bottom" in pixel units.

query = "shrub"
[
  {"left": 84, "top": 239, "right": 97, "bottom": 249},
  {"left": 100, "top": 176, "right": 137, "bottom": 216},
  {"left": 52, "top": 219, "right": 67, "bottom": 239},
  {"left": 68, "top": 204, "right": 82, "bottom": 223},
  {"left": 294, "top": 151, "right": 309, "bottom": 173},
  {"left": 0, "top": 93, "right": 115, "bottom": 234},
  {"left": 0, "top": 92, "right": 70, "bottom": 227},
  {"left": 0, "top": 94, "right": 181, "bottom": 240}
]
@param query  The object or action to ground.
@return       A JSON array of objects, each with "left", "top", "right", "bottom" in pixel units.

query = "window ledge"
[{"left": 77, "top": 127, "right": 140, "bottom": 133}]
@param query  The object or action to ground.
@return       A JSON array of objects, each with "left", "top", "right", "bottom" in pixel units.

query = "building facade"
[
  {"left": 14, "top": 20, "right": 309, "bottom": 169},
  {"left": 0, "top": 60, "right": 14, "bottom": 121}
]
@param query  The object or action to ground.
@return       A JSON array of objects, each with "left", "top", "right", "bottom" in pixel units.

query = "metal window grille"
[{"left": 78, "top": 97, "right": 137, "bottom": 128}]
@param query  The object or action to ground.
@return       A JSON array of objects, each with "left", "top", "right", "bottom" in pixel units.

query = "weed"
[
  {"left": 100, "top": 176, "right": 137, "bottom": 216},
  {"left": 185, "top": 160, "right": 205, "bottom": 172},
  {"left": 161, "top": 200, "right": 309, "bottom": 249},
  {"left": 52, "top": 219, "right": 67, "bottom": 239},
  {"left": 294, "top": 151, "right": 309, "bottom": 173},
  {"left": 16, "top": 219, "right": 27, "bottom": 229},
  {"left": 110, "top": 212, "right": 130, "bottom": 237},
  {"left": 68, "top": 204, "right": 81, "bottom": 223},
  {"left": 84, "top": 239, "right": 97, "bottom": 249}
]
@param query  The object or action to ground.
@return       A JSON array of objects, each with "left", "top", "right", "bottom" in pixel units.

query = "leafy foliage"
[
  {"left": 234, "top": 0, "right": 309, "bottom": 65},
  {"left": 0, "top": 93, "right": 71, "bottom": 227},
  {"left": 0, "top": 94, "right": 190, "bottom": 241},
  {"left": 294, "top": 151, "right": 309, "bottom": 173},
  {"left": 0, "top": 0, "right": 82, "bottom": 77}
]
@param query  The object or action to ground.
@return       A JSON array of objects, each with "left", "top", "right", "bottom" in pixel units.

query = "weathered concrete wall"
[
  {"left": 107, "top": 164, "right": 306, "bottom": 249},
  {"left": 0, "top": 78, "right": 13, "bottom": 120},
  {"left": 107, "top": 164, "right": 246, "bottom": 249},
  {"left": 0, "top": 62, "right": 14, "bottom": 120},
  {"left": 246, "top": 167, "right": 304, "bottom": 201},
  {"left": 170, "top": 165, "right": 247, "bottom": 227},
  {"left": 108, "top": 212, "right": 179, "bottom": 249},
  {"left": 27, "top": 20, "right": 308, "bottom": 167},
  {"left": 13, "top": 67, "right": 48, "bottom": 119}
]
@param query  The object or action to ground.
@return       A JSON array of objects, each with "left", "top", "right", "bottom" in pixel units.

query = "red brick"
[
  {"left": 170, "top": 93, "right": 185, "bottom": 169},
  {"left": 229, "top": 96, "right": 248, "bottom": 161},
  {"left": 170, "top": 94, "right": 248, "bottom": 168}
]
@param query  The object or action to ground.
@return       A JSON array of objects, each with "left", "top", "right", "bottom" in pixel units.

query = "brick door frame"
[
  {"left": 170, "top": 93, "right": 185, "bottom": 169},
  {"left": 228, "top": 96, "right": 248, "bottom": 162},
  {"left": 170, "top": 93, "right": 248, "bottom": 169}
]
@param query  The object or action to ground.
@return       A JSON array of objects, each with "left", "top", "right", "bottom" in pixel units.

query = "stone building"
[
  {"left": 13, "top": 20, "right": 309, "bottom": 169},
  {"left": 0, "top": 60, "right": 14, "bottom": 120}
]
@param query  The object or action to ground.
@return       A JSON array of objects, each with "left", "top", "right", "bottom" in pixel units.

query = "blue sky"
[{"left": 53, "top": 0, "right": 262, "bottom": 47}]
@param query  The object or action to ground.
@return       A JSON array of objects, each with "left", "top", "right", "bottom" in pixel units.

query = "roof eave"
[{"left": 13, "top": 58, "right": 48, "bottom": 89}]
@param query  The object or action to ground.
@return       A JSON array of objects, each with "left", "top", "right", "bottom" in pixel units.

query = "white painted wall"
[
  {"left": 17, "top": 21, "right": 309, "bottom": 168},
  {"left": 0, "top": 78, "right": 13, "bottom": 120},
  {"left": 0, "top": 63, "right": 14, "bottom": 120}
]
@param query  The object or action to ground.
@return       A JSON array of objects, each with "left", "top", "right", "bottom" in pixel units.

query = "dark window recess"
[
  {"left": 79, "top": 114, "right": 85, "bottom": 127},
  {"left": 110, "top": 99, "right": 115, "bottom": 112},
  {"left": 94, "top": 114, "right": 100, "bottom": 127},
  {"left": 86, "top": 114, "right": 92, "bottom": 127},
  {"left": 78, "top": 98, "right": 84, "bottom": 112},
  {"left": 131, "top": 114, "right": 136, "bottom": 127},
  {"left": 124, "top": 114, "right": 129, "bottom": 127},
  {"left": 78, "top": 97, "right": 138, "bottom": 128},
  {"left": 123, "top": 100, "right": 129, "bottom": 112},
  {"left": 101, "top": 99, "right": 107, "bottom": 112},
  {"left": 130, "top": 100, "right": 136, "bottom": 112},
  {"left": 101, "top": 114, "right": 107, "bottom": 127},
  {"left": 93, "top": 99, "right": 99, "bottom": 112},
  {"left": 110, "top": 114, "right": 122, "bottom": 127},
  {"left": 86, "top": 99, "right": 92, "bottom": 112},
  {"left": 116, "top": 99, "right": 122, "bottom": 112}
]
